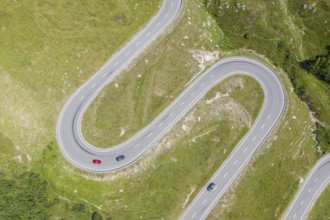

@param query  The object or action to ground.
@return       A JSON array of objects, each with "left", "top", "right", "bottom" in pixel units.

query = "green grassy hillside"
[
  {"left": 0, "top": 0, "right": 325, "bottom": 219},
  {"left": 0, "top": 0, "right": 160, "bottom": 218},
  {"left": 201, "top": 0, "right": 328, "bottom": 219},
  {"left": 203, "top": 0, "right": 330, "bottom": 153}
]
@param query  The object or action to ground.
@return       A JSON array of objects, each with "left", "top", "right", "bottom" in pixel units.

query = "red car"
[{"left": 93, "top": 159, "right": 102, "bottom": 164}]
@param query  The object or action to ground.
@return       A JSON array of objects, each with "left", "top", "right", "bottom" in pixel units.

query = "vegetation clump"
[
  {"left": 0, "top": 172, "right": 52, "bottom": 219},
  {"left": 301, "top": 47, "right": 330, "bottom": 84}
]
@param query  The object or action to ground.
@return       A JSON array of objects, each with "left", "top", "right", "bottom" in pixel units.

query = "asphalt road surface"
[
  {"left": 55, "top": 0, "right": 327, "bottom": 219},
  {"left": 179, "top": 58, "right": 285, "bottom": 219},
  {"left": 282, "top": 154, "right": 330, "bottom": 220},
  {"left": 56, "top": 0, "right": 182, "bottom": 172}
]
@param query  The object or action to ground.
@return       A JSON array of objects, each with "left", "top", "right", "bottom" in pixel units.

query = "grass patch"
[
  {"left": 52, "top": 0, "right": 326, "bottom": 218},
  {"left": 0, "top": 132, "right": 15, "bottom": 156},
  {"left": 0, "top": 0, "right": 160, "bottom": 218},
  {"left": 82, "top": 0, "right": 222, "bottom": 148},
  {"left": 0, "top": 0, "right": 323, "bottom": 219},
  {"left": 0, "top": 0, "right": 161, "bottom": 156},
  {"left": 42, "top": 74, "right": 264, "bottom": 219},
  {"left": 308, "top": 184, "right": 330, "bottom": 220}
]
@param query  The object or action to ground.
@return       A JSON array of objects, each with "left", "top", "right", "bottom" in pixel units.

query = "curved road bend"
[
  {"left": 55, "top": 0, "right": 326, "bottom": 219},
  {"left": 179, "top": 58, "right": 285, "bottom": 219},
  {"left": 56, "top": 0, "right": 182, "bottom": 171},
  {"left": 282, "top": 154, "right": 330, "bottom": 220}
]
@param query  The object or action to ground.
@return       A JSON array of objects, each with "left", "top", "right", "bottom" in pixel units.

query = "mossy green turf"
[
  {"left": 0, "top": 0, "right": 160, "bottom": 218},
  {"left": 308, "top": 184, "right": 330, "bottom": 220},
  {"left": 0, "top": 0, "right": 324, "bottom": 219},
  {"left": 82, "top": 0, "right": 319, "bottom": 218},
  {"left": 43, "top": 74, "right": 264, "bottom": 219},
  {"left": 82, "top": 0, "right": 222, "bottom": 148}
]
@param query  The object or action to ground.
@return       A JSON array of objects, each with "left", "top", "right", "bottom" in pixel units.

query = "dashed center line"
[
  {"left": 147, "top": 132, "right": 152, "bottom": 138},
  {"left": 91, "top": 83, "right": 96, "bottom": 89},
  {"left": 233, "top": 160, "right": 238, "bottom": 165},
  {"left": 243, "top": 147, "right": 248, "bottom": 153},
  {"left": 252, "top": 136, "right": 257, "bottom": 141},
  {"left": 223, "top": 172, "right": 228, "bottom": 178},
  {"left": 261, "top": 124, "right": 265, "bottom": 129},
  {"left": 308, "top": 187, "right": 312, "bottom": 193},
  {"left": 80, "top": 95, "right": 85, "bottom": 101},
  {"left": 134, "top": 143, "right": 140, "bottom": 149},
  {"left": 191, "top": 212, "right": 196, "bottom": 219},
  {"left": 314, "top": 178, "right": 318, "bottom": 183},
  {"left": 114, "top": 62, "right": 119, "bottom": 67},
  {"left": 202, "top": 199, "right": 207, "bottom": 204}
]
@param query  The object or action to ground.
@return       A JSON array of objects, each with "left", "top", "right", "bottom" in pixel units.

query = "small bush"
[{"left": 92, "top": 212, "right": 103, "bottom": 220}]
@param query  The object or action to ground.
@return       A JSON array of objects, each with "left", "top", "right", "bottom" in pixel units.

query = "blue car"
[
  {"left": 207, "top": 182, "right": 216, "bottom": 191},
  {"left": 116, "top": 155, "right": 125, "bottom": 161}
]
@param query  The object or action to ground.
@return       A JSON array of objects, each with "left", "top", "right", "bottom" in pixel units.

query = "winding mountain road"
[
  {"left": 55, "top": 0, "right": 327, "bottom": 219},
  {"left": 282, "top": 154, "right": 330, "bottom": 220}
]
